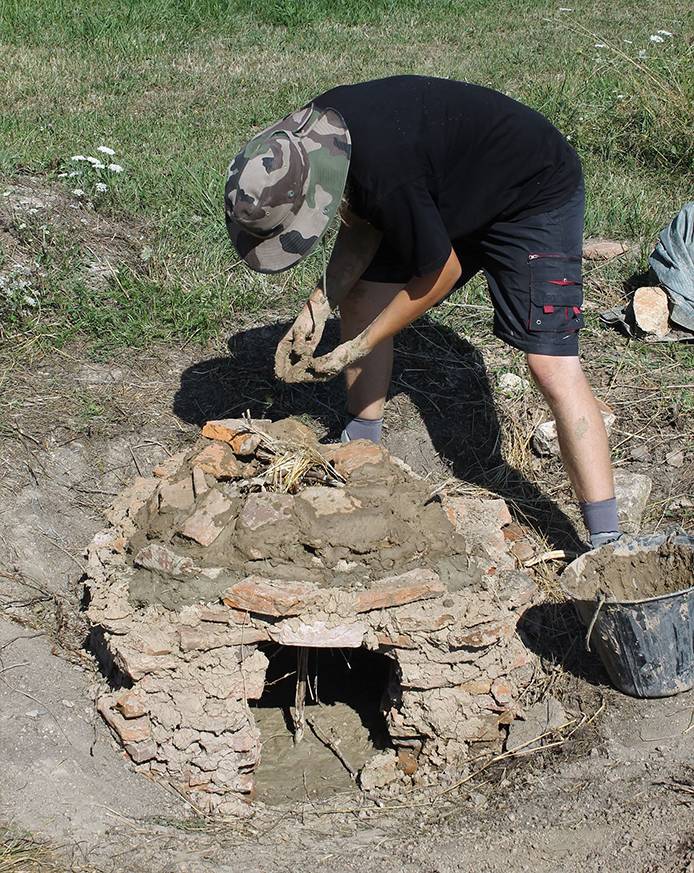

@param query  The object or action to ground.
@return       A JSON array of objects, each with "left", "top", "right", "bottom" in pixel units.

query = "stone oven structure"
[{"left": 85, "top": 418, "right": 538, "bottom": 816}]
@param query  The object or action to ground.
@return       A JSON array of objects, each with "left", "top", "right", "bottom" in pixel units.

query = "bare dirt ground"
[{"left": 1, "top": 178, "right": 694, "bottom": 871}]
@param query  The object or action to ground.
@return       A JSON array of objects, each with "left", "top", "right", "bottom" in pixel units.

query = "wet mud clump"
[
  {"left": 563, "top": 536, "right": 694, "bottom": 602},
  {"left": 85, "top": 417, "right": 539, "bottom": 815}
]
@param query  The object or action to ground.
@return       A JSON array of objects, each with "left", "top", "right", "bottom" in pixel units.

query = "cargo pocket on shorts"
[{"left": 527, "top": 253, "right": 585, "bottom": 333}]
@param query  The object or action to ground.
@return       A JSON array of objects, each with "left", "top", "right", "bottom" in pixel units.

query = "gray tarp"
[{"left": 649, "top": 200, "right": 694, "bottom": 332}]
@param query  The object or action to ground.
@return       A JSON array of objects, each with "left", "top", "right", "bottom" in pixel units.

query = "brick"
[
  {"left": 179, "top": 624, "right": 268, "bottom": 652},
  {"left": 503, "top": 522, "right": 525, "bottom": 542},
  {"left": 491, "top": 678, "right": 515, "bottom": 706},
  {"left": 191, "top": 442, "right": 241, "bottom": 480},
  {"left": 201, "top": 419, "right": 251, "bottom": 441},
  {"left": 221, "top": 576, "right": 318, "bottom": 617},
  {"left": 115, "top": 690, "right": 147, "bottom": 719},
  {"left": 98, "top": 699, "right": 152, "bottom": 744},
  {"left": 229, "top": 432, "right": 261, "bottom": 456},
  {"left": 459, "top": 679, "right": 493, "bottom": 694},
  {"left": 114, "top": 646, "right": 179, "bottom": 681},
  {"left": 180, "top": 488, "right": 234, "bottom": 546},
  {"left": 295, "top": 486, "right": 359, "bottom": 517},
  {"left": 396, "top": 748, "right": 418, "bottom": 775},
  {"left": 376, "top": 631, "right": 417, "bottom": 649},
  {"left": 124, "top": 738, "right": 158, "bottom": 764},
  {"left": 134, "top": 543, "right": 220, "bottom": 579},
  {"left": 268, "top": 620, "right": 365, "bottom": 648},
  {"left": 238, "top": 492, "right": 295, "bottom": 531},
  {"left": 511, "top": 540, "right": 535, "bottom": 564},
  {"left": 355, "top": 569, "right": 444, "bottom": 613},
  {"left": 153, "top": 451, "right": 186, "bottom": 479},
  {"left": 582, "top": 239, "right": 629, "bottom": 260},
  {"left": 192, "top": 466, "right": 208, "bottom": 497},
  {"left": 159, "top": 477, "right": 194, "bottom": 512},
  {"left": 450, "top": 621, "right": 513, "bottom": 649},
  {"left": 321, "top": 440, "right": 385, "bottom": 478}
]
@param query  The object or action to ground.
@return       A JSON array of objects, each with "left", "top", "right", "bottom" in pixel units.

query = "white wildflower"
[
  {"left": 93, "top": 161, "right": 106, "bottom": 169},
  {"left": 69, "top": 170, "right": 81, "bottom": 177},
  {"left": 72, "top": 188, "right": 86, "bottom": 197},
  {"left": 595, "top": 43, "right": 607, "bottom": 48},
  {"left": 108, "top": 163, "right": 124, "bottom": 173},
  {"left": 638, "top": 49, "right": 647, "bottom": 57},
  {"left": 95, "top": 182, "right": 108, "bottom": 193},
  {"left": 71, "top": 155, "right": 86, "bottom": 162},
  {"left": 623, "top": 39, "right": 632, "bottom": 44},
  {"left": 650, "top": 34, "right": 664, "bottom": 42},
  {"left": 658, "top": 30, "right": 673, "bottom": 37},
  {"left": 97, "top": 146, "right": 116, "bottom": 155},
  {"left": 85, "top": 156, "right": 101, "bottom": 165},
  {"left": 559, "top": 6, "right": 572, "bottom": 10}
]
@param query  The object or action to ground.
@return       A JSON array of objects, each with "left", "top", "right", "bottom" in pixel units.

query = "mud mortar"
[
  {"left": 85, "top": 418, "right": 539, "bottom": 814},
  {"left": 562, "top": 536, "right": 694, "bottom": 602}
]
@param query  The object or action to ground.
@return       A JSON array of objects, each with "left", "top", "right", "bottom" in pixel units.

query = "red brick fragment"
[
  {"left": 221, "top": 576, "right": 318, "bottom": 617},
  {"left": 191, "top": 442, "right": 241, "bottom": 480},
  {"left": 229, "top": 432, "right": 261, "bottom": 456},
  {"left": 180, "top": 489, "right": 234, "bottom": 547},
  {"left": 159, "top": 477, "right": 194, "bottom": 512},
  {"left": 115, "top": 690, "right": 147, "bottom": 719},
  {"left": 355, "top": 569, "right": 444, "bottom": 613},
  {"left": 178, "top": 624, "right": 268, "bottom": 652},
  {"left": 321, "top": 440, "right": 385, "bottom": 478}
]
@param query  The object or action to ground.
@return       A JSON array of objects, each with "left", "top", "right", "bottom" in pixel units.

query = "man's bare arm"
[
  {"left": 274, "top": 213, "right": 382, "bottom": 381},
  {"left": 321, "top": 211, "right": 383, "bottom": 308}
]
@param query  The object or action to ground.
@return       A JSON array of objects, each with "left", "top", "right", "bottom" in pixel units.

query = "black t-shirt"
[{"left": 313, "top": 76, "right": 582, "bottom": 277}]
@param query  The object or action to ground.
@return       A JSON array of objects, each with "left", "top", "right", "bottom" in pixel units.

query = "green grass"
[{"left": 0, "top": 0, "right": 692, "bottom": 349}]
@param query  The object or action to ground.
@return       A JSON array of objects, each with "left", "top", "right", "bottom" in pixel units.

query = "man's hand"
[{"left": 274, "top": 212, "right": 382, "bottom": 383}]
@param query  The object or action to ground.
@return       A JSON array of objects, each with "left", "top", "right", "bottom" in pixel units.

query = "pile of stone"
[{"left": 85, "top": 418, "right": 538, "bottom": 815}]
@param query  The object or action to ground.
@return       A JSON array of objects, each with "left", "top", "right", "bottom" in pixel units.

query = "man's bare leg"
[
  {"left": 339, "top": 280, "right": 402, "bottom": 420},
  {"left": 527, "top": 353, "right": 619, "bottom": 544}
]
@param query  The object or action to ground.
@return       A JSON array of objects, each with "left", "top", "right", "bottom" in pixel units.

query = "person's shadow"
[{"left": 173, "top": 314, "right": 584, "bottom": 552}]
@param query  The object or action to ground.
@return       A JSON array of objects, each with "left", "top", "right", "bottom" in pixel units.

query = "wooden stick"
[
  {"left": 306, "top": 716, "right": 358, "bottom": 780},
  {"left": 293, "top": 647, "right": 309, "bottom": 744}
]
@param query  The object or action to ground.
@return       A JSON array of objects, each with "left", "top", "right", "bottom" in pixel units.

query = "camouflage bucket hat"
[{"left": 225, "top": 104, "right": 351, "bottom": 274}]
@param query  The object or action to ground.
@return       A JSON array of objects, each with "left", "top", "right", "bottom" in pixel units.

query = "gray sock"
[
  {"left": 580, "top": 497, "right": 620, "bottom": 548},
  {"left": 341, "top": 415, "right": 383, "bottom": 444}
]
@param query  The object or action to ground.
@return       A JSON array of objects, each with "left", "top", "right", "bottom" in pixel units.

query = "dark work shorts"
[{"left": 360, "top": 179, "right": 585, "bottom": 357}]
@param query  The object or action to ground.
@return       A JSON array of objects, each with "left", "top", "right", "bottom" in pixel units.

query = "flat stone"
[
  {"left": 192, "top": 466, "right": 208, "bottom": 497},
  {"left": 238, "top": 492, "right": 295, "bottom": 531},
  {"left": 98, "top": 699, "right": 152, "bottom": 744},
  {"left": 267, "top": 620, "right": 366, "bottom": 647},
  {"left": 229, "top": 432, "right": 261, "bottom": 457},
  {"left": 321, "top": 440, "right": 385, "bottom": 478},
  {"left": 153, "top": 451, "right": 187, "bottom": 479},
  {"left": 201, "top": 419, "right": 252, "bottom": 441},
  {"left": 449, "top": 620, "right": 513, "bottom": 649},
  {"left": 221, "top": 576, "right": 318, "bottom": 617},
  {"left": 178, "top": 624, "right": 268, "bottom": 652},
  {"left": 180, "top": 488, "right": 234, "bottom": 546},
  {"left": 582, "top": 239, "right": 630, "bottom": 260},
  {"left": 113, "top": 646, "right": 179, "bottom": 681},
  {"left": 133, "top": 543, "right": 222, "bottom": 579},
  {"left": 511, "top": 540, "right": 535, "bottom": 564},
  {"left": 631, "top": 286, "right": 670, "bottom": 338},
  {"left": 115, "top": 689, "right": 147, "bottom": 719},
  {"left": 159, "top": 477, "right": 194, "bottom": 512},
  {"left": 614, "top": 470, "right": 652, "bottom": 534},
  {"left": 294, "top": 485, "right": 359, "bottom": 517},
  {"left": 124, "top": 738, "right": 158, "bottom": 764},
  {"left": 356, "top": 569, "right": 445, "bottom": 613},
  {"left": 191, "top": 442, "right": 241, "bottom": 479}
]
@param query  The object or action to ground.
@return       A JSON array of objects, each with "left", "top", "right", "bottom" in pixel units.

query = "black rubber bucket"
[{"left": 561, "top": 533, "right": 694, "bottom": 698}]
